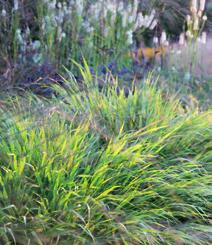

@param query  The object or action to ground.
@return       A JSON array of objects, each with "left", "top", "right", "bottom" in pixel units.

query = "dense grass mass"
[
  {"left": 0, "top": 81, "right": 211, "bottom": 244},
  {"left": 0, "top": 1, "right": 211, "bottom": 244}
]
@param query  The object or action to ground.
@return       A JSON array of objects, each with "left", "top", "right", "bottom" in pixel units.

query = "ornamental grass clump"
[{"left": 0, "top": 77, "right": 211, "bottom": 244}]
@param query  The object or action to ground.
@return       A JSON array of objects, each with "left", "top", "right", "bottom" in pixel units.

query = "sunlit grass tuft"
[{"left": 0, "top": 78, "right": 211, "bottom": 244}]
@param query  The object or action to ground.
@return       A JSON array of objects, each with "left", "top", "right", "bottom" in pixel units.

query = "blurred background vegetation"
[
  {"left": 0, "top": 0, "right": 210, "bottom": 69},
  {"left": 0, "top": 0, "right": 211, "bottom": 108}
]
